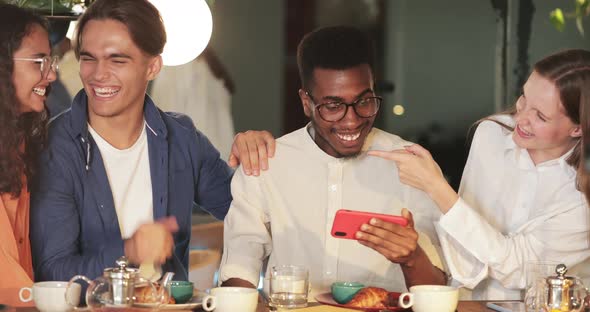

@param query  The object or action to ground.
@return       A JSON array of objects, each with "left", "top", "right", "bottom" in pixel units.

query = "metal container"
[
  {"left": 544, "top": 264, "right": 587, "bottom": 312},
  {"left": 65, "top": 256, "right": 162, "bottom": 308},
  {"left": 102, "top": 257, "right": 139, "bottom": 305}
]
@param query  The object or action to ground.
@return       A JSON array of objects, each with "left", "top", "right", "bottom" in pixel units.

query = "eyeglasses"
[
  {"left": 305, "top": 91, "right": 382, "bottom": 122},
  {"left": 13, "top": 55, "right": 59, "bottom": 79}
]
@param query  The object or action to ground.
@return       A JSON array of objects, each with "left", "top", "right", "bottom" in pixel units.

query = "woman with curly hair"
[{"left": 0, "top": 3, "right": 56, "bottom": 306}]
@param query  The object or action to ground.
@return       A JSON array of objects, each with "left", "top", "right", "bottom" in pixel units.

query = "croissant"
[
  {"left": 135, "top": 285, "right": 175, "bottom": 304},
  {"left": 346, "top": 287, "right": 390, "bottom": 308}
]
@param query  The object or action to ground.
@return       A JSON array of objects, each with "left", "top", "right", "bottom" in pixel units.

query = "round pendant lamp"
[{"left": 149, "top": 0, "right": 213, "bottom": 66}]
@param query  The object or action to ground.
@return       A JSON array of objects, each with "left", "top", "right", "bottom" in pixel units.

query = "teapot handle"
[{"left": 66, "top": 275, "right": 93, "bottom": 309}]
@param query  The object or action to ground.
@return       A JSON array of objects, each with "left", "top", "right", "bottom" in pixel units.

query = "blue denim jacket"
[{"left": 31, "top": 91, "right": 233, "bottom": 282}]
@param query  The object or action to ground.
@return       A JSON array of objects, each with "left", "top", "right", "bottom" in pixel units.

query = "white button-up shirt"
[
  {"left": 436, "top": 116, "right": 590, "bottom": 300},
  {"left": 219, "top": 125, "right": 444, "bottom": 297}
]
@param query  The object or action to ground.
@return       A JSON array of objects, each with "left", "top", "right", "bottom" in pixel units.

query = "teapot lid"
[
  {"left": 546, "top": 264, "right": 576, "bottom": 286},
  {"left": 103, "top": 256, "right": 139, "bottom": 280}
]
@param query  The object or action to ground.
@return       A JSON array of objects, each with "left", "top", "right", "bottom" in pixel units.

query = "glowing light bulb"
[
  {"left": 150, "top": 0, "right": 213, "bottom": 66},
  {"left": 393, "top": 104, "right": 405, "bottom": 116}
]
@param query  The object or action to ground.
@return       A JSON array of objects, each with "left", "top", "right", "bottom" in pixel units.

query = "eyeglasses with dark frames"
[
  {"left": 305, "top": 91, "right": 382, "bottom": 122},
  {"left": 13, "top": 55, "right": 59, "bottom": 79}
]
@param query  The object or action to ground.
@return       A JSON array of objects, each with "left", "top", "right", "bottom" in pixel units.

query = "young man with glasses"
[{"left": 219, "top": 26, "right": 447, "bottom": 296}]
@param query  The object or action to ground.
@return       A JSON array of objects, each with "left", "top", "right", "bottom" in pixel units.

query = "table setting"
[{"left": 21, "top": 259, "right": 590, "bottom": 312}]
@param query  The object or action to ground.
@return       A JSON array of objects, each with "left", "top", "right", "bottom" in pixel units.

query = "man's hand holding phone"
[
  {"left": 332, "top": 208, "right": 447, "bottom": 286},
  {"left": 354, "top": 208, "right": 421, "bottom": 267}
]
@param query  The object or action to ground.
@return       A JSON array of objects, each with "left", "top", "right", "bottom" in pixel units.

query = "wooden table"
[
  {"left": 13, "top": 301, "right": 489, "bottom": 312},
  {"left": 269, "top": 301, "right": 489, "bottom": 311},
  {"left": 456, "top": 301, "right": 488, "bottom": 312}
]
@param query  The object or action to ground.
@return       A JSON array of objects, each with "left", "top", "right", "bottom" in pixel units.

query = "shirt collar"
[
  {"left": 69, "top": 90, "right": 167, "bottom": 139},
  {"left": 540, "top": 144, "right": 577, "bottom": 178},
  {"left": 503, "top": 128, "right": 577, "bottom": 177}
]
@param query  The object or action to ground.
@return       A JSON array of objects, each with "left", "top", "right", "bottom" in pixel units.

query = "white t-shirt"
[
  {"left": 436, "top": 116, "right": 590, "bottom": 300},
  {"left": 88, "top": 122, "right": 154, "bottom": 239}
]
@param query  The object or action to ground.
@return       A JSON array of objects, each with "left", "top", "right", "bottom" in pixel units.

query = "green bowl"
[
  {"left": 170, "top": 281, "right": 194, "bottom": 304},
  {"left": 331, "top": 282, "right": 364, "bottom": 304}
]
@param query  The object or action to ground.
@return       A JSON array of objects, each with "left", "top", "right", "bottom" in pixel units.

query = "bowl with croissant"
[
  {"left": 316, "top": 286, "right": 404, "bottom": 311},
  {"left": 133, "top": 283, "right": 211, "bottom": 310}
]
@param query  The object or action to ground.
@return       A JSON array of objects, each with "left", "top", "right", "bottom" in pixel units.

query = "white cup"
[
  {"left": 398, "top": 285, "right": 458, "bottom": 312},
  {"left": 19, "top": 281, "right": 81, "bottom": 312},
  {"left": 202, "top": 287, "right": 258, "bottom": 312}
]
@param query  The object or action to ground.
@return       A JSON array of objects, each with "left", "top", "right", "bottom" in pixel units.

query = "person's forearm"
[
  {"left": 401, "top": 246, "right": 446, "bottom": 288},
  {"left": 428, "top": 178, "right": 459, "bottom": 214}
]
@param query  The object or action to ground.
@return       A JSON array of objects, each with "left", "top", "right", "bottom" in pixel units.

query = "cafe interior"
[{"left": 7, "top": 0, "right": 590, "bottom": 311}]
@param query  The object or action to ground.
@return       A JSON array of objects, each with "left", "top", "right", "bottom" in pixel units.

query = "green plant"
[
  {"left": 3, "top": 0, "right": 84, "bottom": 13},
  {"left": 550, "top": 0, "right": 590, "bottom": 36}
]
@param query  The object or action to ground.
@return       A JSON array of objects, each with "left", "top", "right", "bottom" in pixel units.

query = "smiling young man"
[
  {"left": 29, "top": 0, "right": 270, "bottom": 282},
  {"left": 219, "top": 26, "right": 447, "bottom": 296}
]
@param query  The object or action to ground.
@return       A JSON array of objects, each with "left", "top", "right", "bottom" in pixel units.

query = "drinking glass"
[{"left": 269, "top": 265, "right": 309, "bottom": 309}]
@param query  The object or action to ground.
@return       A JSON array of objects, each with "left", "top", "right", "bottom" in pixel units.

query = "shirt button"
[
  {"left": 330, "top": 185, "right": 337, "bottom": 192},
  {"left": 18, "top": 238, "right": 23, "bottom": 244}
]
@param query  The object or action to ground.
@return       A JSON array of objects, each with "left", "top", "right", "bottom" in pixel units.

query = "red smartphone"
[{"left": 331, "top": 209, "right": 409, "bottom": 240}]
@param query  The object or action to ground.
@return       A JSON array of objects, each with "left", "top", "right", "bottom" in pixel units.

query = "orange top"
[{"left": 0, "top": 177, "right": 34, "bottom": 307}]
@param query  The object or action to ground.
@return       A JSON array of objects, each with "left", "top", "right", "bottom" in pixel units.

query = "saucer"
[{"left": 134, "top": 290, "right": 207, "bottom": 310}]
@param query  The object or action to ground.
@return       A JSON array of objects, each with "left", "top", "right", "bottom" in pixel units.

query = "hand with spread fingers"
[
  {"left": 355, "top": 208, "right": 420, "bottom": 266},
  {"left": 368, "top": 144, "right": 458, "bottom": 213},
  {"left": 356, "top": 208, "right": 446, "bottom": 286},
  {"left": 228, "top": 130, "right": 276, "bottom": 176}
]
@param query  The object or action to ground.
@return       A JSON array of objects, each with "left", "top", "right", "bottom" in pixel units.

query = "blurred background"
[
  {"left": 13, "top": 0, "right": 590, "bottom": 188},
  {"left": 188, "top": 1, "right": 590, "bottom": 286},
  {"left": 207, "top": 0, "right": 590, "bottom": 189}
]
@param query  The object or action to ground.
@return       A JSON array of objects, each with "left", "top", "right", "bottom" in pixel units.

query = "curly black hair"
[
  {"left": 297, "top": 26, "right": 376, "bottom": 92},
  {"left": 0, "top": 3, "right": 49, "bottom": 197}
]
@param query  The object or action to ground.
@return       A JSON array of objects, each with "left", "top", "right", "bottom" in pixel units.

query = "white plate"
[{"left": 133, "top": 290, "right": 208, "bottom": 310}]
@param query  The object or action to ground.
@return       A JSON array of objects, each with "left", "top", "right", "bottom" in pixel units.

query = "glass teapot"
[
  {"left": 65, "top": 256, "right": 174, "bottom": 308},
  {"left": 541, "top": 264, "right": 588, "bottom": 312}
]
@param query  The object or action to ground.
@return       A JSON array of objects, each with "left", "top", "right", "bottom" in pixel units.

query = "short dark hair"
[
  {"left": 0, "top": 3, "right": 49, "bottom": 196},
  {"left": 297, "top": 26, "right": 376, "bottom": 91},
  {"left": 74, "top": 0, "right": 166, "bottom": 57}
]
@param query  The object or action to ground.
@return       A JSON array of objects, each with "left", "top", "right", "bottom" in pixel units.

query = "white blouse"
[{"left": 435, "top": 116, "right": 590, "bottom": 300}]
